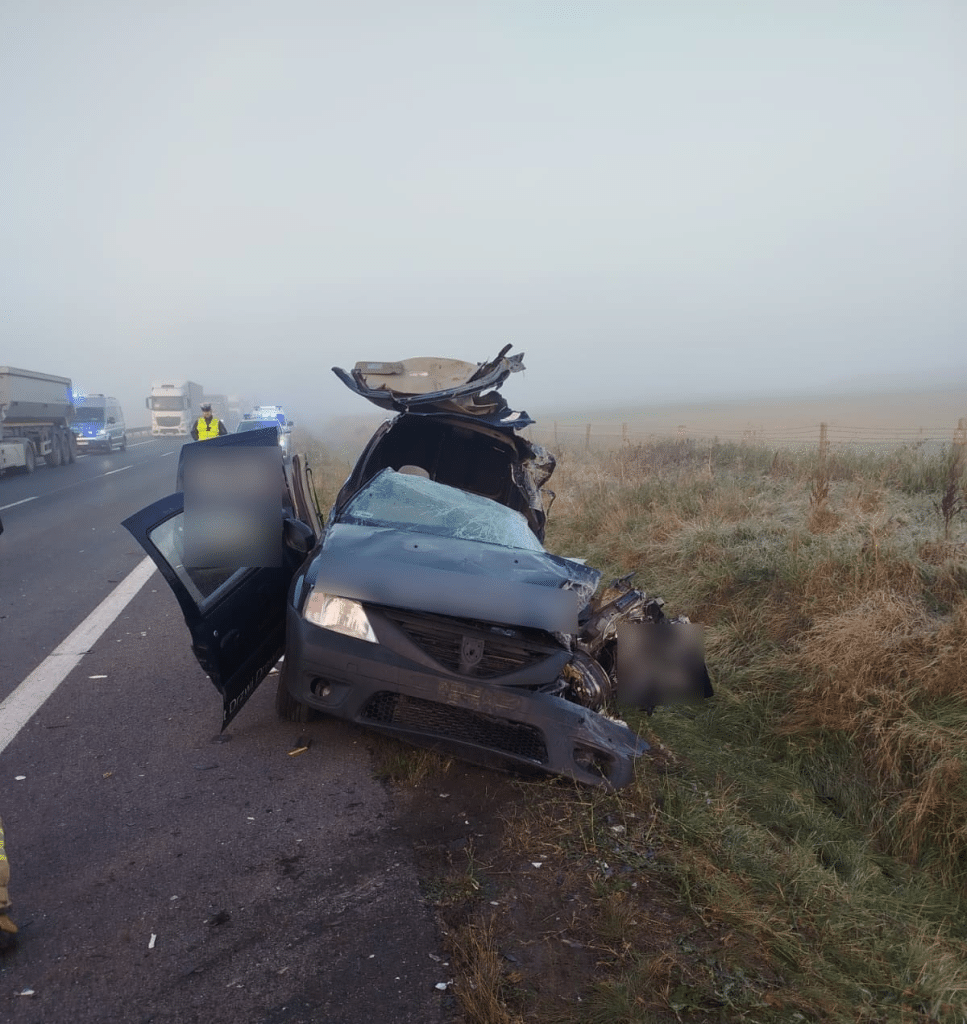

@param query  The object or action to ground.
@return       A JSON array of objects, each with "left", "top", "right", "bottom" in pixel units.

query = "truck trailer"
[
  {"left": 147, "top": 381, "right": 203, "bottom": 436},
  {"left": 0, "top": 366, "right": 76, "bottom": 474}
]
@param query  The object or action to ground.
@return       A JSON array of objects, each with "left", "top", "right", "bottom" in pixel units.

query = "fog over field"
[{"left": 1, "top": 2, "right": 963, "bottom": 430}]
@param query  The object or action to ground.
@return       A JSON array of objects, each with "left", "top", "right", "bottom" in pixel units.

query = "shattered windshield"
[{"left": 341, "top": 468, "right": 545, "bottom": 551}]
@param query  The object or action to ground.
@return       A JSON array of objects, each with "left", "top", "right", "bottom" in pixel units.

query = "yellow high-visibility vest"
[{"left": 196, "top": 416, "right": 221, "bottom": 440}]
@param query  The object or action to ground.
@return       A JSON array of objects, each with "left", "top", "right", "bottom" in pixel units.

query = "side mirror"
[
  {"left": 287, "top": 420, "right": 294, "bottom": 427},
  {"left": 283, "top": 517, "right": 314, "bottom": 555},
  {"left": 108, "top": 417, "right": 116, "bottom": 424},
  {"left": 145, "top": 398, "right": 150, "bottom": 409}
]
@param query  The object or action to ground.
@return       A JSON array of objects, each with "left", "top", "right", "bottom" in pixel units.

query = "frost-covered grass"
[
  {"left": 296, "top": 428, "right": 967, "bottom": 1022},
  {"left": 509, "top": 437, "right": 967, "bottom": 1022}
]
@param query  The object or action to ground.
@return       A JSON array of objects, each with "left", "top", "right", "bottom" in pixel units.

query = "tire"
[
  {"left": 65, "top": 431, "right": 76, "bottom": 463},
  {"left": 274, "top": 662, "right": 315, "bottom": 723},
  {"left": 119, "top": 432, "right": 127, "bottom": 452},
  {"left": 23, "top": 443, "right": 35, "bottom": 474},
  {"left": 45, "top": 433, "right": 62, "bottom": 467}
]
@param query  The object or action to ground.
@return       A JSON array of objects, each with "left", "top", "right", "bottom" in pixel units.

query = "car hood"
[{"left": 307, "top": 521, "right": 601, "bottom": 634}]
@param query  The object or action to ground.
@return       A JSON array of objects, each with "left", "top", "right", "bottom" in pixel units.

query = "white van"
[{"left": 74, "top": 395, "right": 127, "bottom": 452}]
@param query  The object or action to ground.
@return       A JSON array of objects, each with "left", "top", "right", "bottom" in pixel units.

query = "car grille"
[
  {"left": 383, "top": 610, "right": 559, "bottom": 678},
  {"left": 156, "top": 416, "right": 183, "bottom": 427},
  {"left": 361, "top": 691, "right": 548, "bottom": 764}
]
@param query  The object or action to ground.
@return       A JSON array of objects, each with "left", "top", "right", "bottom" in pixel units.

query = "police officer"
[
  {"left": 190, "top": 402, "right": 227, "bottom": 441},
  {"left": 0, "top": 815, "right": 16, "bottom": 951}
]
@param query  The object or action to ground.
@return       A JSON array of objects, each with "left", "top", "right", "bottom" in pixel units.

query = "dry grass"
[
  {"left": 449, "top": 913, "right": 526, "bottom": 1024},
  {"left": 504, "top": 434, "right": 967, "bottom": 1021},
  {"left": 935, "top": 440, "right": 967, "bottom": 540},
  {"left": 782, "top": 592, "right": 967, "bottom": 882},
  {"left": 290, "top": 425, "right": 352, "bottom": 516},
  {"left": 369, "top": 735, "right": 454, "bottom": 787},
  {"left": 298, "top": 426, "right": 967, "bottom": 1022}
]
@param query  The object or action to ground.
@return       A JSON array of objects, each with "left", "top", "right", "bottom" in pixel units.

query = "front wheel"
[
  {"left": 23, "top": 443, "right": 35, "bottom": 474},
  {"left": 274, "top": 662, "right": 316, "bottom": 723},
  {"left": 119, "top": 433, "right": 127, "bottom": 452},
  {"left": 65, "top": 431, "right": 77, "bottom": 463}
]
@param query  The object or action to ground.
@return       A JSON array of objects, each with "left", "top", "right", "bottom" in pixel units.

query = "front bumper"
[{"left": 283, "top": 603, "right": 649, "bottom": 788}]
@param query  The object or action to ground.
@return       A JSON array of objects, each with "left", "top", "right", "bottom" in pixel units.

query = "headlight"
[
  {"left": 303, "top": 592, "right": 377, "bottom": 643},
  {"left": 97, "top": 429, "right": 107, "bottom": 436}
]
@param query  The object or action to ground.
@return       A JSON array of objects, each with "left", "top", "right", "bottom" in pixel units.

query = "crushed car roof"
[{"left": 332, "top": 344, "right": 534, "bottom": 428}]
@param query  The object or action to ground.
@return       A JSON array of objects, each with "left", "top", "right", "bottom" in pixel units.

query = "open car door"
[{"left": 122, "top": 434, "right": 316, "bottom": 729}]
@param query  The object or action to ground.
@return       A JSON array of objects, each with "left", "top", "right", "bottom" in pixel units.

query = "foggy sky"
[{"left": 2, "top": 1, "right": 964, "bottom": 429}]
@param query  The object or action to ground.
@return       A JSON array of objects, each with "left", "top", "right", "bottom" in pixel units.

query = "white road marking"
[
  {"left": 0, "top": 496, "right": 38, "bottom": 512},
  {"left": 126, "top": 441, "right": 154, "bottom": 448},
  {"left": 161, "top": 451, "right": 176, "bottom": 457},
  {"left": 0, "top": 556, "right": 157, "bottom": 755},
  {"left": 103, "top": 466, "right": 132, "bottom": 476}
]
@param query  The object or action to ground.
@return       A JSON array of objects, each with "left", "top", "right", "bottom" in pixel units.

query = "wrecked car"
[{"left": 123, "top": 347, "right": 711, "bottom": 789}]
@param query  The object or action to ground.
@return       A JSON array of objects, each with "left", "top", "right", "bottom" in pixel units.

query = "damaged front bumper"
[{"left": 284, "top": 603, "right": 649, "bottom": 789}]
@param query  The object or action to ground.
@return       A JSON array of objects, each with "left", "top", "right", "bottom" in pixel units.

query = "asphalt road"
[{"left": 0, "top": 441, "right": 453, "bottom": 1023}]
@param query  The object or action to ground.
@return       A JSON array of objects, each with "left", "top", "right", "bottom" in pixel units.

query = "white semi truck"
[
  {"left": 147, "top": 380, "right": 203, "bottom": 436},
  {"left": 0, "top": 366, "right": 76, "bottom": 475}
]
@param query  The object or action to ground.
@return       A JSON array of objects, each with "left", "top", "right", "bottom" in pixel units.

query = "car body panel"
[
  {"left": 121, "top": 493, "right": 296, "bottom": 728},
  {"left": 313, "top": 521, "right": 597, "bottom": 634},
  {"left": 282, "top": 601, "right": 649, "bottom": 789}
]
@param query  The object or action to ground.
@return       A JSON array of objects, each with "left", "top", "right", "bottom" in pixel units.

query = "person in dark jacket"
[{"left": 190, "top": 403, "right": 227, "bottom": 441}]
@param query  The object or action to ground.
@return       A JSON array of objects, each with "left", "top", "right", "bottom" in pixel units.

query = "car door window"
[{"left": 148, "top": 512, "right": 248, "bottom": 610}]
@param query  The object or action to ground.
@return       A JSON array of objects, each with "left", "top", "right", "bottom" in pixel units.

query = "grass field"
[{"left": 299, "top": 424, "right": 967, "bottom": 1023}]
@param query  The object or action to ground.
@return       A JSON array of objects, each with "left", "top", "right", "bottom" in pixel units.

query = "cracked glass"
[{"left": 342, "top": 468, "right": 546, "bottom": 551}]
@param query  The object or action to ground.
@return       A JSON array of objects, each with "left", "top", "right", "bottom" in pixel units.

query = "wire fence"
[{"left": 525, "top": 418, "right": 967, "bottom": 455}]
